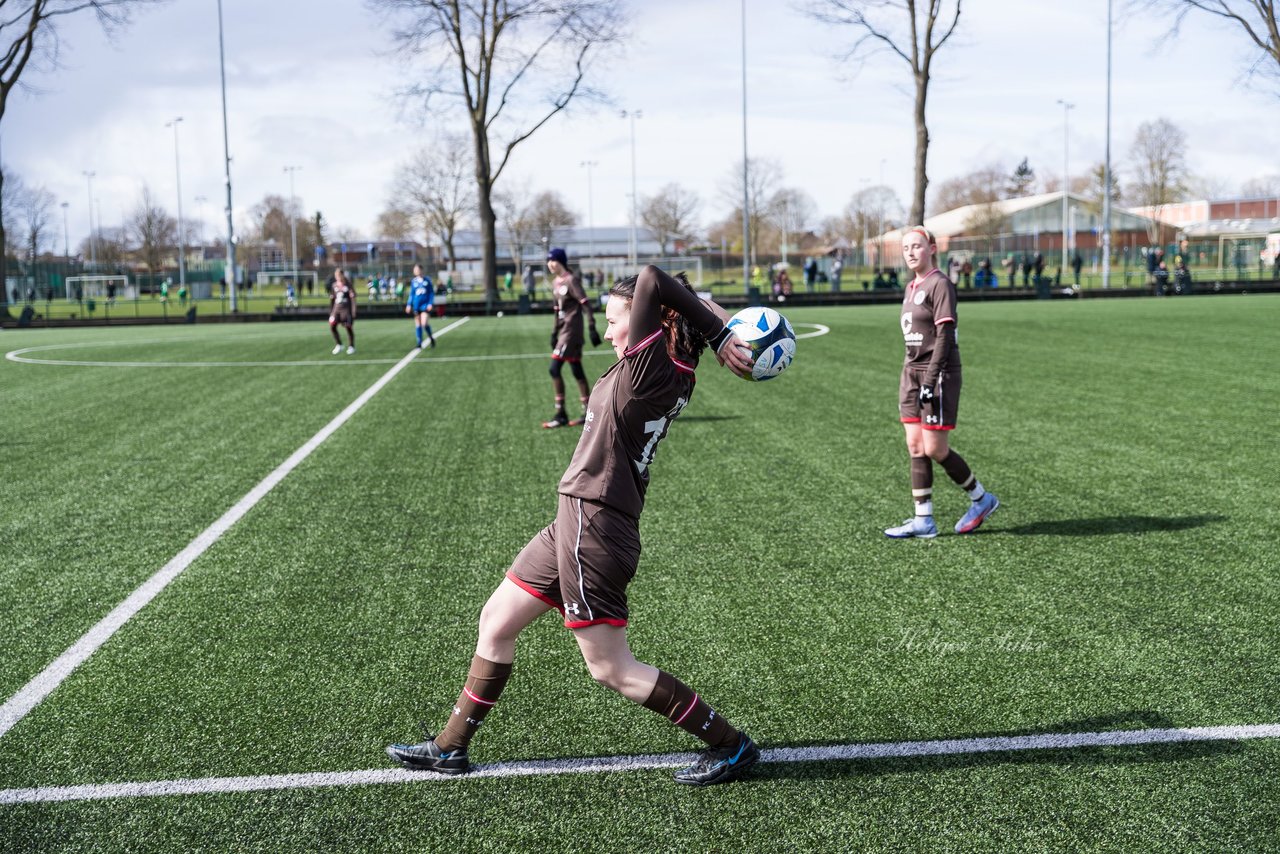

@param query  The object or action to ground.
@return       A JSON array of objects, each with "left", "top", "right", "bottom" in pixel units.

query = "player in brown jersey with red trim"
[
  {"left": 885, "top": 226, "right": 999, "bottom": 539},
  {"left": 542, "top": 247, "right": 601, "bottom": 428},
  {"left": 328, "top": 268, "right": 357, "bottom": 355},
  {"left": 387, "top": 265, "right": 761, "bottom": 786}
]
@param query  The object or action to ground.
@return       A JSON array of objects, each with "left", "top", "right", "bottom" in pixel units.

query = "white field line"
[
  {"left": 4, "top": 324, "right": 828, "bottom": 368},
  {"left": 2, "top": 723, "right": 1278, "bottom": 805},
  {"left": 0, "top": 318, "right": 470, "bottom": 741}
]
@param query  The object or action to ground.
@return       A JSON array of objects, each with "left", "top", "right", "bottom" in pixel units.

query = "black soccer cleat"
[
  {"left": 674, "top": 733, "right": 759, "bottom": 787},
  {"left": 385, "top": 736, "right": 471, "bottom": 775}
]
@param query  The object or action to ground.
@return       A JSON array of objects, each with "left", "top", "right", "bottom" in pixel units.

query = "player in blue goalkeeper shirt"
[{"left": 405, "top": 264, "right": 437, "bottom": 349}]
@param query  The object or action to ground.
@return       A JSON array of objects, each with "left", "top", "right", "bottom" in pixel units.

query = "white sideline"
[
  {"left": 2, "top": 723, "right": 1278, "bottom": 805},
  {"left": 0, "top": 318, "right": 470, "bottom": 741}
]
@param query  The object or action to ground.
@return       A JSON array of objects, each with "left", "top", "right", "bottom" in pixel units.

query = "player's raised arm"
[{"left": 632, "top": 265, "right": 752, "bottom": 378}]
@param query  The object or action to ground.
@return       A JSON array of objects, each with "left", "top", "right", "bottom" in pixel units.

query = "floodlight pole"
[
  {"left": 60, "top": 202, "right": 70, "bottom": 262},
  {"left": 621, "top": 110, "right": 641, "bottom": 267},
  {"left": 82, "top": 171, "right": 96, "bottom": 269},
  {"left": 1056, "top": 100, "right": 1074, "bottom": 277},
  {"left": 580, "top": 160, "right": 597, "bottom": 263},
  {"left": 740, "top": 0, "right": 750, "bottom": 294},
  {"left": 217, "top": 0, "right": 237, "bottom": 311},
  {"left": 1102, "top": 0, "right": 1113, "bottom": 289},
  {"left": 167, "top": 117, "right": 186, "bottom": 292},
  {"left": 284, "top": 165, "right": 301, "bottom": 282}
]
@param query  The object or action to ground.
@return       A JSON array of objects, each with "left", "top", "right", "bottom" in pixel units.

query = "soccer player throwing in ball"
[
  {"left": 328, "top": 268, "right": 357, "bottom": 355},
  {"left": 387, "top": 264, "right": 761, "bottom": 786},
  {"left": 885, "top": 226, "right": 999, "bottom": 538},
  {"left": 542, "top": 247, "right": 601, "bottom": 428},
  {"left": 404, "top": 264, "right": 437, "bottom": 349}
]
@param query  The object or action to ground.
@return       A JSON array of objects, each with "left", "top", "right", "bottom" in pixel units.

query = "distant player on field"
[
  {"left": 885, "top": 226, "right": 999, "bottom": 538},
  {"left": 387, "top": 264, "right": 761, "bottom": 787},
  {"left": 328, "top": 268, "right": 357, "bottom": 355},
  {"left": 405, "top": 264, "right": 437, "bottom": 349},
  {"left": 542, "top": 247, "right": 601, "bottom": 429}
]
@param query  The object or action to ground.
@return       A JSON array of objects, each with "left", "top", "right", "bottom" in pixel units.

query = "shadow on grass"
[
  {"left": 753, "top": 710, "right": 1247, "bottom": 784},
  {"left": 996, "top": 514, "right": 1226, "bottom": 537}
]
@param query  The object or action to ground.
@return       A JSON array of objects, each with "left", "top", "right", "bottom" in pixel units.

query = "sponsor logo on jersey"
[{"left": 913, "top": 289, "right": 927, "bottom": 305}]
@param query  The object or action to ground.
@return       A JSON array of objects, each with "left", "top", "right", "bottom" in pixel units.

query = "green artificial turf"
[{"left": 0, "top": 296, "right": 1278, "bottom": 851}]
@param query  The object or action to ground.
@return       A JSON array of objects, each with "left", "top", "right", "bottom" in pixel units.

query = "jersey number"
[{"left": 635, "top": 396, "right": 688, "bottom": 475}]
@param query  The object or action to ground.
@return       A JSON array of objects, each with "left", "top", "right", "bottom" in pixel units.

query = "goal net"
[{"left": 66, "top": 275, "right": 134, "bottom": 301}]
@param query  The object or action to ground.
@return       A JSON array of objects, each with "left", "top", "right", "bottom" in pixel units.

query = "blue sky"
[{"left": 6, "top": 0, "right": 1278, "bottom": 250}]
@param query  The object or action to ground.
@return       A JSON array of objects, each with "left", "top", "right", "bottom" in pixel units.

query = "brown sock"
[
  {"left": 938, "top": 451, "right": 975, "bottom": 490},
  {"left": 436, "top": 656, "right": 512, "bottom": 753},
  {"left": 642, "top": 670, "right": 738, "bottom": 750},
  {"left": 911, "top": 455, "right": 933, "bottom": 514}
]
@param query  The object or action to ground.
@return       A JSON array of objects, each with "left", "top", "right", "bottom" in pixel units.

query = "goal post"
[{"left": 66, "top": 275, "right": 134, "bottom": 301}]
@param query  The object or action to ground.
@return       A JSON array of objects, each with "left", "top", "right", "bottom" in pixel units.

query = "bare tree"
[
  {"left": 494, "top": 183, "right": 538, "bottom": 274},
  {"left": 0, "top": 0, "right": 163, "bottom": 308},
  {"left": 1241, "top": 173, "right": 1280, "bottom": 196},
  {"left": 248, "top": 194, "right": 293, "bottom": 247},
  {"left": 376, "top": 204, "right": 415, "bottom": 241},
  {"left": 930, "top": 162, "right": 1006, "bottom": 214},
  {"left": 640, "top": 183, "right": 700, "bottom": 255},
  {"left": 719, "top": 157, "right": 783, "bottom": 265},
  {"left": 18, "top": 182, "right": 56, "bottom": 262},
  {"left": 527, "top": 190, "right": 577, "bottom": 248},
  {"left": 804, "top": 0, "right": 961, "bottom": 224},
  {"left": 1126, "top": 117, "right": 1189, "bottom": 242},
  {"left": 768, "top": 187, "right": 818, "bottom": 256},
  {"left": 2, "top": 167, "right": 25, "bottom": 259},
  {"left": 129, "top": 185, "right": 176, "bottom": 281},
  {"left": 842, "top": 184, "right": 904, "bottom": 266},
  {"left": 372, "top": 0, "right": 625, "bottom": 300},
  {"left": 1146, "top": 0, "right": 1280, "bottom": 94},
  {"left": 395, "top": 133, "right": 475, "bottom": 269},
  {"left": 1084, "top": 161, "right": 1122, "bottom": 220}
]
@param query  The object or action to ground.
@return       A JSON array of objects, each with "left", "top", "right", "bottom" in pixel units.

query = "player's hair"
[
  {"left": 610, "top": 272, "right": 708, "bottom": 364},
  {"left": 904, "top": 225, "right": 936, "bottom": 246}
]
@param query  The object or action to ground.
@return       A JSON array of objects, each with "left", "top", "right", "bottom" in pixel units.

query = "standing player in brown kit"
[
  {"left": 542, "top": 247, "right": 601, "bottom": 428},
  {"left": 387, "top": 264, "right": 761, "bottom": 786},
  {"left": 885, "top": 226, "right": 999, "bottom": 538},
  {"left": 328, "top": 268, "right": 357, "bottom": 355}
]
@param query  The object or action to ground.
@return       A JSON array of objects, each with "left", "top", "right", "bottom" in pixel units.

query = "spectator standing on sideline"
[
  {"left": 974, "top": 259, "right": 997, "bottom": 288},
  {"left": 831, "top": 256, "right": 844, "bottom": 291},
  {"left": 523, "top": 264, "right": 537, "bottom": 299},
  {"left": 1072, "top": 252, "right": 1083, "bottom": 286}
]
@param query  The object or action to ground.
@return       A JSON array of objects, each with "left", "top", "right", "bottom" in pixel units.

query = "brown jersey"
[
  {"left": 330, "top": 281, "right": 356, "bottom": 321},
  {"left": 900, "top": 268, "right": 959, "bottom": 372},
  {"left": 550, "top": 275, "right": 588, "bottom": 353},
  {"left": 557, "top": 268, "right": 722, "bottom": 520}
]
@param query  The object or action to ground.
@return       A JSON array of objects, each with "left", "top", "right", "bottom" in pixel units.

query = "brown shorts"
[
  {"left": 552, "top": 328, "right": 584, "bottom": 362},
  {"left": 899, "top": 366, "right": 961, "bottom": 431},
  {"left": 507, "top": 494, "right": 641, "bottom": 628},
  {"left": 330, "top": 308, "right": 353, "bottom": 326}
]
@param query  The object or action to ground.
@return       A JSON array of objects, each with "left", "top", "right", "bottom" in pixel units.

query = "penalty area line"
[
  {"left": 0, "top": 317, "right": 469, "bottom": 743},
  {"left": 2, "top": 722, "right": 1278, "bottom": 805}
]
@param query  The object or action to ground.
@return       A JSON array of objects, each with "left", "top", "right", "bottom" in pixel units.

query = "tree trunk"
[
  {"left": 0, "top": 168, "right": 7, "bottom": 311},
  {"left": 911, "top": 70, "right": 930, "bottom": 226},
  {"left": 471, "top": 119, "right": 498, "bottom": 304}
]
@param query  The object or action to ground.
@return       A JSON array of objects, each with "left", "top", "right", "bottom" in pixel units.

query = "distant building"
[{"left": 872, "top": 191, "right": 1160, "bottom": 270}]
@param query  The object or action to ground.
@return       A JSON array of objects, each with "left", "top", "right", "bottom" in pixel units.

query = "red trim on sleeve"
[
  {"left": 671, "top": 357, "right": 695, "bottom": 374},
  {"left": 624, "top": 329, "right": 664, "bottom": 357},
  {"left": 566, "top": 617, "right": 628, "bottom": 629},
  {"left": 505, "top": 571, "right": 564, "bottom": 614},
  {"left": 934, "top": 317, "right": 955, "bottom": 325}
]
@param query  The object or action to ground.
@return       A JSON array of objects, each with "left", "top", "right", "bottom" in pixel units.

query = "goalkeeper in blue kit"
[{"left": 405, "top": 264, "right": 437, "bottom": 349}]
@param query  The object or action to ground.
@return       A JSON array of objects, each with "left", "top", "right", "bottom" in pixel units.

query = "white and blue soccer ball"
[{"left": 726, "top": 306, "right": 796, "bottom": 382}]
